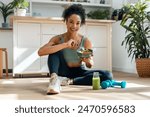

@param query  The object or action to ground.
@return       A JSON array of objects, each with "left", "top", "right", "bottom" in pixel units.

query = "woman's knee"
[
  {"left": 105, "top": 71, "right": 113, "bottom": 79},
  {"left": 47, "top": 52, "right": 60, "bottom": 67},
  {"left": 48, "top": 52, "right": 59, "bottom": 60},
  {"left": 99, "top": 70, "right": 113, "bottom": 82}
]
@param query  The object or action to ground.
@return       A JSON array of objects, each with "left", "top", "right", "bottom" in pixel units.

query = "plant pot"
[
  {"left": 14, "top": 9, "right": 27, "bottom": 16},
  {"left": 2, "top": 23, "right": 9, "bottom": 28},
  {"left": 136, "top": 58, "right": 150, "bottom": 78},
  {"left": 114, "top": 16, "right": 118, "bottom": 20}
]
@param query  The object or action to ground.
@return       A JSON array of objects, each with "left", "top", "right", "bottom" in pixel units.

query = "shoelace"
[{"left": 49, "top": 77, "right": 57, "bottom": 85}]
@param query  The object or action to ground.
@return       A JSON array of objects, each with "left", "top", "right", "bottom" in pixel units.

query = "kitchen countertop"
[
  {"left": 0, "top": 27, "right": 13, "bottom": 31},
  {"left": 10, "top": 16, "right": 115, "bottom": 26}
]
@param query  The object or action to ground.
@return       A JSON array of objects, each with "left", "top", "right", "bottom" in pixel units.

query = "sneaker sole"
[
  {"left": 47, "top": 89, "right": 60, "bottom": 95},
  {"left": 61, "top": 83, "right": 69, "bottom": 86}
]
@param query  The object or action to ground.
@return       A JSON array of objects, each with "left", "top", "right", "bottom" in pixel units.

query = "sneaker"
[
  {"left": 59, "top": 77, "right": 70, "bottom": 86},
  {"left": 47, "top": 73, "right": 61, "bottom": 95}
]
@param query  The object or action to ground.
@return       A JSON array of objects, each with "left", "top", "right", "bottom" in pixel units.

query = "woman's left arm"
[{"left": 82, "top": 38, "right": 94, "bottom": 68}]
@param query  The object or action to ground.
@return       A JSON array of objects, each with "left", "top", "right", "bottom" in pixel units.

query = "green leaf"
[
  {"left": 0, "top": 1, "right": 14, "bottom": 23},
  {"left": 120, "top": 0, "right": 150, "bottom": 60}
]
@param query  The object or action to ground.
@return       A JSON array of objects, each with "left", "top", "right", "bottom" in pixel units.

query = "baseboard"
[
  {"left": 2, "top": 69, "right": 12, "bottom": 73},
  {"left": 14, "top": 72, "right": 49, "bottom": 78},
  {"left": 3, "top": 68, "right": 137, "bottom": 75}
]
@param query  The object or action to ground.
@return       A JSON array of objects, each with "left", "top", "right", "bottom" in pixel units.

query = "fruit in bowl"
[{"left": 77, "top": 48, "right": 93, "bottom": 58}]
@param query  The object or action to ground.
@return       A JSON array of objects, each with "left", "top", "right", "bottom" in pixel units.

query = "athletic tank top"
[{"left": 60, "top": 36, "right": 86, "bottom": 63}]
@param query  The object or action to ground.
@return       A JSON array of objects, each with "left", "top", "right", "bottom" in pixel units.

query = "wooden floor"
[{"left": 0, "top": 71, "right": 150, "bottom": 100}]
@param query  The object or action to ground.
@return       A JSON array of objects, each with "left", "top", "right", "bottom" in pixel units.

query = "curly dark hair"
[{"left": 62, "top": 4, "right": 86, "bottom": 25}]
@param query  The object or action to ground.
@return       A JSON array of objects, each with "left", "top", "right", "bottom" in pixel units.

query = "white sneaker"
[
  {"left": 59, "top": 77, "right": 70, "bottom": 86},
  {"left": 47, "top": 73, "right": 61, "bottom": 95}
]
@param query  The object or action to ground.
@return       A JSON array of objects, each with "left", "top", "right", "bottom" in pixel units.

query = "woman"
[{"left": 38, "top": 4, "right": 113, "bottom": 94}]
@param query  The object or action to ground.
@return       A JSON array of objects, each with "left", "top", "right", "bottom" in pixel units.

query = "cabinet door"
[
  {"left": 40, "top": 35, "right": 55, "bottom": 72},
  {"left": 17, "top": 23, "right": 41, "bottom": 48},
  {"left": 14, "top": 48, "right": 40, "bottom": 73},
  {"left": 86, "top": 24, "right": 108, "bottom": 47},
  {"left": 14, "top": 23, "right": 41, "bottom": 74},
  {"left": 40, "top": 23, "right": 65, "bottom": 73},
  {"left": 86, "top": 23, "right": 111, "bottom": 71},
  {"left": 92, "top": 48, "right": 109, "bottom": 70}
]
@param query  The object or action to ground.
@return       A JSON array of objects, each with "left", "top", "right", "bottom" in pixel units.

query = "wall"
[
  {"left": 0, "top": 0, "right": 13, "bottom": 70},
  {"left": 0, "top": 30, "right": 13, "bottom": 69},
  {"left": 31, "top": 2, "right": 104, "bottom": 17},
  {"left": 112, "top": 21, "right": 136, "bottom": 73},
  {"left": 111, "top": 0, "right": 137, "bottom": 73}
]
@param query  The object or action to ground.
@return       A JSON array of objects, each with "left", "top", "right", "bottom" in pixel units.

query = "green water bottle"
[{"left": 92, "top": 72, "right": 100, "bottom": 90}]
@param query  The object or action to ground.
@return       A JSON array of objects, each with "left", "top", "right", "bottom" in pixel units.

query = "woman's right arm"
[
  {"left": 38, "top": 36, "right": 68, "bottom": 56},
  {"left": 38, "top": 36, "right": 75, "bottom": 56}
]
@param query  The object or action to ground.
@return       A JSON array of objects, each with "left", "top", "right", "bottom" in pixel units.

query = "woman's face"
[{"left": 66, "top": 14, "right": 81, "bottom": 34}]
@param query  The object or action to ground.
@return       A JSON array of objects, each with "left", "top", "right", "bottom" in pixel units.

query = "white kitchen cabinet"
[
  {"left": 93, "top": 48, "right": 108, "bottom": 70},
  {"left": 40, "top": 23, "right": 66, "bottom": 73},
  {"left": 13, "top": 22, "right": 41, "bottom": 75},
  {"left": 17, "top": 23, "right": 41, "bottom": 48},
  {"left": 86, "top": 24, "right": 108, "bottom": 47},
  {"left": 12, "top": 16, "right": 113, "bottom": 76},
  {"left": 86, "top": 23, "right": 111, "bottom": 70},
  {"left": 41, "top": 23, "right": 65, "bottom": 35}
]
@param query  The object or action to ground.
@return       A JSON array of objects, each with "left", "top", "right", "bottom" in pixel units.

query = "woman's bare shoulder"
[
  {"left": 49, "top": 34, "right": 64, "bottom": 44},
  {"left": 83, "top": 36, "right": 92, "bottom": 48}
]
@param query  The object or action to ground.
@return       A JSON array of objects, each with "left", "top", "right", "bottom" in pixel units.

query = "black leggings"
[{"left": 47, "top": 51, "right": 113, "bottom": 85}]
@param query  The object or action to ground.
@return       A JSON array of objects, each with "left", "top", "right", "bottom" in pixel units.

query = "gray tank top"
[{"left": 61, "top": 36, "right": 86, "bottom": 63}]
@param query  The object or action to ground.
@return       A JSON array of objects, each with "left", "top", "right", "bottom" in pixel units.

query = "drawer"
[{"left": 42, "top": 23, "right": 65, "bottom": 34}]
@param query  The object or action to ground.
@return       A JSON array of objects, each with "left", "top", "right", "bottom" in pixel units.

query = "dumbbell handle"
[
  {"left": 112, "top": 82, "right": 121, "bottom": 86},
  {"left": 112, "top": 80, "right": 126, "bottom": 88}
]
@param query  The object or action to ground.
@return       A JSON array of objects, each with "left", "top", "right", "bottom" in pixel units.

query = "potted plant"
[
  {"left": 120, "top": 0, "right": 150, "bottom": 77},
  {"left": 12, "top": 0, "right": 29, "bottom": 16},
  {"left": 87, "top": 9, "right": 110, "bottom": 19},
  {"left": 0, "top": 1, "right": 14, "bottom": 28},
  {"left": 111, "top": 9, "right": 119, "bottom": 20}
]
